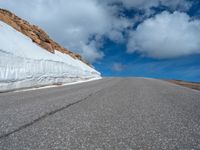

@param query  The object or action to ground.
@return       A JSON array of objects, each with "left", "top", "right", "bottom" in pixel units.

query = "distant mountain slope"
[
  {"left": 166, "top": 80, "right": 200, "bottom": 91},
  {"left": 0, "top": 10, "right": 101, "bottom": 92}
]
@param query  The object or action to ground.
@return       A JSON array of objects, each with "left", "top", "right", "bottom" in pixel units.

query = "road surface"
[{"left": 0, "top": 78, "right": 200, "bottom": 149}]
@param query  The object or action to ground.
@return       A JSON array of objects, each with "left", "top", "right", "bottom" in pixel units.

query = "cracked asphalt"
[{"left": 0, "top": 78, "right": 200, "bottom": 149}]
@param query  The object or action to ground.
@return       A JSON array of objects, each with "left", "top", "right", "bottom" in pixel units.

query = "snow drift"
[{"left": 0, "top": 21, "right": 101, "bottom": 92}]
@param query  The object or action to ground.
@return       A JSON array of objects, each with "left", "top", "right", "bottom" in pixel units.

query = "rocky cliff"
[{"left": 0, "top": 9, "right": 88, "bottom": 64}]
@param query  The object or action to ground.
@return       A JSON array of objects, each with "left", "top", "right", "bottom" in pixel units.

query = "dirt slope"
[{"left": 0, "top": 9, "right": 89, "bottom": 65}]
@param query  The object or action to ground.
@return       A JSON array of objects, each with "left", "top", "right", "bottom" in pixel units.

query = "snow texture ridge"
[{"left": 0, "top": 21, "right": 101, "bottom": 92}]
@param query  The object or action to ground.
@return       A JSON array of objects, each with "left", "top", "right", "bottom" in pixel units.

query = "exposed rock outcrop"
[{"left": 0, "top": 9, "right": 87, "bottom": 64}]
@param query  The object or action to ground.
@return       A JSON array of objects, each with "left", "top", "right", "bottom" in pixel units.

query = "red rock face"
[{"left": 0, "top": 9, "right": 89, "bottom": 65}]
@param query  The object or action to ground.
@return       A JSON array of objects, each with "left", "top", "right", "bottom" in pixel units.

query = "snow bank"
[{"left": 0, "top": 21, "right": 101, "bottom": 92}]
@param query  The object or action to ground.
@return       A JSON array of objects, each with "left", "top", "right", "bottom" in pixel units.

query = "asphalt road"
[{"left": 0, "top": 78, "right": 200, "bottom": 150}]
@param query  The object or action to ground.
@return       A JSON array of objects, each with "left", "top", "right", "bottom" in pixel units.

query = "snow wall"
[{"left": 0, "top": 21, "right": 101, "bottom": 92}]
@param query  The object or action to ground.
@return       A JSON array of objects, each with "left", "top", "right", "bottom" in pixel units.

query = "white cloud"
[
  {"left": 0, "top": 0, "right": 193, "bottom": 62},
  {"left": 0, "top": 0, "right": 131, "bottom": 62},
  {"left": 80, "top": 41, "right": 104, "bottom": 63},
  {"left": 112, "top": 63, "right": 124, "bottom": 72},
  {"left": 127, "top": 11, "right": 200, "bottom": 59},
  {"left": 103, "top": 0, "right": 191, "bottom": 11}
]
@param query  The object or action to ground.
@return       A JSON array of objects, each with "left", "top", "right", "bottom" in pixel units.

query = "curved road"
[{"left": 0, "top": 78, "right": 200, "bottom": 149}]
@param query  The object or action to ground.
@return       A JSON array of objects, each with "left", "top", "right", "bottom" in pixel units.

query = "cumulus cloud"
[
  {"left": 102, "top": 0, "right": 192, "bottom": 24},
  {"left": 0, "top": 0, "right": 105, "bottom": 62},
  {"left": 103, "top": 0, "right": 191, "bottom": 11},
  {"left": 0, "top": 0, "right": 131, "bottom": 62},
  {"left": 0, "top": 0, "right": 194, "bottom": 62},
  {"left": 127, "top": 11, "right": 200, "bottom": 59}
]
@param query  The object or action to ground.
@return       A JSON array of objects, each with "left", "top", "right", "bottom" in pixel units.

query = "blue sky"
[
  {"left": 94, "top": 39, "right": 200, "bottom": 81},
  {"left": 94, "top": 0, "right": 200, "bottom": 82},
  {"left": 1, "top": 0, "right": 200, "bottom": 82}
]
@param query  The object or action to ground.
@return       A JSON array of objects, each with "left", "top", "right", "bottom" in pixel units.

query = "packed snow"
[{"left": 0, "top": 21, "right": 101, "bottom": 92}]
